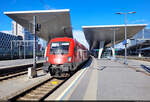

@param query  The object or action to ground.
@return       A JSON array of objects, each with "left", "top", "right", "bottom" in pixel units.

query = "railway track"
[
  {"left": 0, "top": 68, "right": 42, "bottom": 82},
  {"left": 0, "top": 62, "right": 44, "bottom": 82},
  {"left": 8, "top": 77, "right": 67, "bottom": 102},
  {"left": 115, "top": 59, "right": 150, "bottom": 76},
  {"left": 0, "top": 62, "right": 43, "bottom": 77},
  {"left": 2, "top": 57, "right": 91, "bottom": 101}
]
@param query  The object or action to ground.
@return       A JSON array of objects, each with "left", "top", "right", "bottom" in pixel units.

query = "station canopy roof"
[
  {"left": 82, "top": 24, "right": 147, "bottom": 50},
  {"left": 4, "top": 9, "right": 72, "bottom": 41}
]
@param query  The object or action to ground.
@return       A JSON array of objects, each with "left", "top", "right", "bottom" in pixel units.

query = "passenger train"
[{"left": 43, "top": 37, "right": 89, "bottom": 77}]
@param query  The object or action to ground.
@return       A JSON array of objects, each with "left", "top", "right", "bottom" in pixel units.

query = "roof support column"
[
  {"left": 28, "top": 16, "right": 37, "bottom": 78},
  {"left": 138, "top": 52, "right": 142, "bottom": 57},
  {"left": 111, "top": 47, "right": 116, "bottom": 59},
  {"left": 98, "top": 41, "right": 105, "bottom": 59},
  {"left": 33, "top": 16, "right": 37, "bottom": 70},
  {"left": 138, "top": 46, "right": 142, "bottom": 57}
]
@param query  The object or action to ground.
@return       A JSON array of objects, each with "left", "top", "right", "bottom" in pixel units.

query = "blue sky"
[
  {"left": 0, "top": 0, "right": 150, "bottom": 48},
  {"left": 0, "top": 0, "right": 150, "bottom": 31}
]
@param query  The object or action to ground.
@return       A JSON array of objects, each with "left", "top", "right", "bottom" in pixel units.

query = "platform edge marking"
[{"left": 56, "top": 68, "right": 87, "bottom": 100}]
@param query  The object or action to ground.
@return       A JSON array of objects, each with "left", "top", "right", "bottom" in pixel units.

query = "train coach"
[{"left": 43, "top": 37, "right": 89, "bottom": 77}]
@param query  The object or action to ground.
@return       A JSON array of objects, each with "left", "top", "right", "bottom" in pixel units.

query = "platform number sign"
[{"left": 122, "top": 40, "right": 127, "bottom": 45}]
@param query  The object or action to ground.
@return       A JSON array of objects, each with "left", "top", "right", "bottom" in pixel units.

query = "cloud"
[
  {"left": 0, "top": 30, "right": 12, "bottom": 35},
  {"left": 39, "top": 0, "right": 55, "bottom": 10},
  {"left": 130, "top": 19, "right": 147, "bottom": 24},
  {"left": 130, "top": 19, "right": 150, "bottom": 26},
  {"left": 73, "top": 30, "right": 89, "bottom": 49},
  {"left": 130, "top": 19, "right": 150, "bottom": 29}
]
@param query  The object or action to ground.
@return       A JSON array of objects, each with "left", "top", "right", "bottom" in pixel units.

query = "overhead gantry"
[{"left": 82, "top": 24, "right": 147, "bottom": 59}]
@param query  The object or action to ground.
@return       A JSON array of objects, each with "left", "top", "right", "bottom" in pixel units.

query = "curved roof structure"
[
  {"left": 4, "top": 9, "right": 72, "bottom": 41},
  {"left": 82, "top": 24, "right": 147, "bottom": 50}
]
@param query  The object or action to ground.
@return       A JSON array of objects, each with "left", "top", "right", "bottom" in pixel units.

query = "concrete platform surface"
[
  {"left": 0, "top": 71, "right": 50, "bottom": 100},
  {"left": 117, "top": 58, "right": 150, "bottom": 68},
  {"left": 0, "top": 58, "right": 45, "bottom": 69},
  {"left": 45, "top": 58, "right": 150, "bottom": 101}
]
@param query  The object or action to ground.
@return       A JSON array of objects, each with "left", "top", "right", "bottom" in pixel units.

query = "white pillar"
[
  {"left": 98, "top": 41, "right": 105, "bottom": 59},
  {"left": 138, "top": 52, "right": 142, "bottom": 57},
  {"left": 111, "top": 47, "right": 116, "bottom": 59},
  {"left": 98, "top": 48, "right": 103, "bottom": 59},
  {"left": 138, "top": 46, "right": 142, "bottom": 58}
]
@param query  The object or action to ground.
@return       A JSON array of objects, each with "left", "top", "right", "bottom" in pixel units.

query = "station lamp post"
[{"left": 116, "top": 11, "right": 136, "bottom": 64}]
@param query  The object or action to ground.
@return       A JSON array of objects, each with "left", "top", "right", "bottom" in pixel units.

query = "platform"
[
  {"left": 0, "top": 58, "right": 45, "bottom": 69},
  {"left": 0, "top": 71, "right": 50, "bottom": 100},
  {"left": 45, "top": 57, "right": 150, "bottom": 100}
]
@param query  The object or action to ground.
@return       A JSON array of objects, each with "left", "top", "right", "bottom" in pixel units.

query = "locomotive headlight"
[{"left": 67, "top": 57, "right": 72, "bottom": 62}]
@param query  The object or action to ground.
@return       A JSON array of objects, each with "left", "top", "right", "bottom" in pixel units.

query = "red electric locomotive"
[{"left": 43, "top": 37, "right": 89, "bottom": 77}]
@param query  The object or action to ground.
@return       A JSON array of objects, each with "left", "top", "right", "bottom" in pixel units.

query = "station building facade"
[
  {"left": 0, "top": 21, "right": 44, "bottom": 60},
  {"left": 12, "top": 21, "right": 34, "bottom": 40},
  {"left": 0, "top": 32, "right": 22, "bottom": 60},
  {"left": 11, "top": 21, "right": 44, "bottom": 59},
  {"left": 116, "top": 29, "right": 150, "bottom": 57}
]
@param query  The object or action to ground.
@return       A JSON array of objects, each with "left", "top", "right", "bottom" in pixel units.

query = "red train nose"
[
  {"left": 50, "top": 55, "right": 68, "bottom": 64},
  {"left": 53, "top": 58, "right": 63, "bottom": 64}
]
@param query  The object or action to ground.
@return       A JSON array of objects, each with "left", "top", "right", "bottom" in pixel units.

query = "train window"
[
  {"left": 51, "top": 43, "right": 59, "bottom": 47},
  {"left": 50, "top": 42, "right": 70, "bottom": 54}
]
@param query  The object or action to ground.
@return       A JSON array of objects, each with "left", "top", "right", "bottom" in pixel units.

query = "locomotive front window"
[{"left": 50, "top": 42, "right": 69, "bottom": 54}]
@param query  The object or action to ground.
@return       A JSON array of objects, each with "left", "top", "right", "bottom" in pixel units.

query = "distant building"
[
  {"left": 0, "top": 32, "right": 22, "bottom": 60},
  {"left": 129, "top": 29, "right": 150, "bottom": 46},
  {"left": 117, "top": 29, "right": 150, "bottom": 57},
  {"left": 12, "top": 21, "right": 34, "bottom": 40},
  {"left": 12, "top": 21, "right": 45, "bottom": 58}
]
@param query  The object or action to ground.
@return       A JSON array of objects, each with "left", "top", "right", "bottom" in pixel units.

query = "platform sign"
[{"left": 122, "top": 40, "right": 127, "bottom": 45}]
